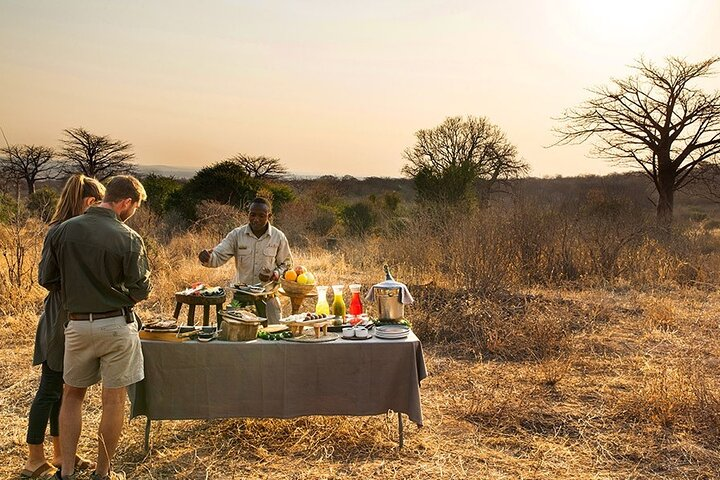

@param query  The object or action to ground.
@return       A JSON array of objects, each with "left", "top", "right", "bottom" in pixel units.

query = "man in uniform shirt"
[
  {"left": 198, "top": 197, "right": 293, "bottom": 322},
  {"left": 41, "top": 175, "right": 151, "bottom": 480}
]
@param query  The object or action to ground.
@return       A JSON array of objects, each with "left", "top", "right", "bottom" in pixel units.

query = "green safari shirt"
[{"left": 40, "top": 206, "right": 151, "bottom": 313}]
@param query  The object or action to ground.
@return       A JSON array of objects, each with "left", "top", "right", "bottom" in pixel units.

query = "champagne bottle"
[{"left": 383, "top": 263, "right": 395, "bottom": 282}]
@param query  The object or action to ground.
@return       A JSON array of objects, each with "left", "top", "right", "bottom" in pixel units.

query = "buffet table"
[{"left": 128, "top": 332, "right": 426, "bottom": 449}]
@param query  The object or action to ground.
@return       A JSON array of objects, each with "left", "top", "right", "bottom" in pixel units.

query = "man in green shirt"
[{"left": 41, "top": 175, "right": 150, "bottom": 480}]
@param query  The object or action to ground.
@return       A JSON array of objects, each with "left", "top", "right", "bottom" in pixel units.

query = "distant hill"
[{"left": 136, "top": 164, "right": 198, "bottom": 179}]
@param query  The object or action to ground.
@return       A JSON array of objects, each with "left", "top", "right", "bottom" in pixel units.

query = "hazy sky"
[{"left": 2, "top": 0, "right": 719, "bottom": 178}]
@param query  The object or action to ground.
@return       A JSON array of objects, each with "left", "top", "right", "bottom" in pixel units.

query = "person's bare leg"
[
  {"left": 59, "top": 385, "right": 86, "bottom": 477},
  {"left": 51, "top": 436, "right": 61, "bottom": 466},
  {"left": 53, "top": 434, "right": 96, "bottom": 471},
  {"left": 24, "top": 443, "right": 47, "bottom": 472},
  {"left": 94, "top": 387, "right": 126, "bottom": 477}
]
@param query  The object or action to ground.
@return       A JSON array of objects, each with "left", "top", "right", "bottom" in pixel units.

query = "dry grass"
[{"left": 2, "top": 221, "right": 720, "bottom": 479}]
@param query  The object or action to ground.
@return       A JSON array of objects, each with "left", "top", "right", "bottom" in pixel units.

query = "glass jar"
[
  {"left": 315, "top": 286, "right": 330, "bottom": 316},
  {"left": 331, "top": 284, "right": 346, "bottom": 322}
]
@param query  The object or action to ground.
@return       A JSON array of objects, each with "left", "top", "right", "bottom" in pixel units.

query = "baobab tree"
[
  {"left": 0, "top": 144, "right": 58, "bottom": 194},
  {"left": 554, "top": 57, "right": 720, "bottom": 227}
]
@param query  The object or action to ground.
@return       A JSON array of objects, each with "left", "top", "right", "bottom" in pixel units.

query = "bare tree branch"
[
  {"left": 553, "top": 56, "right": 720, "bottom": 227},
  {"left": 59, "top": 127, "right": 137, "bottom": 180},
  {"left": 0, "top": 144, "right": 59, "bottom": 194},
  {"left": 227, "top": 153, "right": 288, "bottom": 179}
]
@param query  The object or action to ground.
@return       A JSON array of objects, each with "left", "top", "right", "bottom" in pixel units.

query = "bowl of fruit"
[{"left": 280, "top": 265, "right": 317, "bottom": 295}]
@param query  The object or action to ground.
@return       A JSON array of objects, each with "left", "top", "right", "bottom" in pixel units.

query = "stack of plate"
[{"left": 375, "top": 324, "right": 410, "bottom": 340}]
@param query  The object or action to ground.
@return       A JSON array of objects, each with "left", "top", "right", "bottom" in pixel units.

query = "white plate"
[
  {"left": 375, "top": 325, "right": 410, "bottom": 334},
  {"left": 375, "top": 331, "right": 409, "bottom": 339}
]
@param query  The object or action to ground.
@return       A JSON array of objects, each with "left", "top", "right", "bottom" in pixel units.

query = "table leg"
[
  {"left": 203, "top": 305, "right": 210, "bottom": 326},
  {"left": 215, "top": 304, "right": 222, "bottom": 328},
  {"left": 173, "top": 302, "right": 182, "bottom": 319},
  {"left": 187, "top": 304, "right": 196, "bottom": 326},
  {"left": 398, "top": 413, "right": 404, "bottom": 449},
  {"left": 144, "top": 417, "right": 151, "bottom": 453}
]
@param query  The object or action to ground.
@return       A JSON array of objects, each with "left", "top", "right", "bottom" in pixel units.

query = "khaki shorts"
[{"left": 63, "top": 315, "right": 144, "bottom": 388}]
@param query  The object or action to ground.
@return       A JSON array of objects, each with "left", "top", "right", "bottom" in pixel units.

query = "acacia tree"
[
  {"left": 554, "top": 57, "right": 720, "bottom": 227},
  {"left": 402, "top": 116, "right": 528, "bottom": 203},
  {"left": 0, "top": 144, "right": 59, "bottom": 194},
  {"left": 227, "top": 153, "right": 288, "bottom": 179},
  {"left": 59, "top": 127, "right": 136, "bottom": 180}
]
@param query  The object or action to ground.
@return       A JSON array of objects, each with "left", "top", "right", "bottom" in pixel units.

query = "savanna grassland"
[{"left": 2, "top": 174, "right": 720, "bottom": 479}]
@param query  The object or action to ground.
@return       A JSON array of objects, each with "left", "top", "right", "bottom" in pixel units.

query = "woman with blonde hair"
[{"left": 20, "top": 174, "right": 105, "bottom": 480}]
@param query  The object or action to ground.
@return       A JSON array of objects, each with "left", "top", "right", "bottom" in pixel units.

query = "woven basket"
[
  {"left": 280, "top": 278, "right": 316, "bottom": 296},
  {"left": 218, "top": 313, "right": 260, "bottom": 341}
]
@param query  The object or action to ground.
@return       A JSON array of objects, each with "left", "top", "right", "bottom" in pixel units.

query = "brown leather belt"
[{"left": 68, "top": 310, "right": 125, "bottom": 321}]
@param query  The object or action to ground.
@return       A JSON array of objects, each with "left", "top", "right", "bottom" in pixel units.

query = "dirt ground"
[{"left": 3, "top": 281, "right": 720, "bottom": 479}]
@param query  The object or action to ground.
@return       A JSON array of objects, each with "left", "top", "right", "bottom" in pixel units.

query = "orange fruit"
[{"left": 284, "top": 270, "right": 298, "bottom": 281}]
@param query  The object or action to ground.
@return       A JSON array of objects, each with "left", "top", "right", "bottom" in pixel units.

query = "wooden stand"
[
  {"left": 174, "top": 293, "right": 226, "bottom": 326},
  {"left": 287, "top": 320, "right": 332, "bottom": 337},
  {"left": 278, "top": 288, "right": 318, "bottom": 315}
]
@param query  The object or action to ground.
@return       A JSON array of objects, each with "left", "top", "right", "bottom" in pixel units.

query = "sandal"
[
  {"left": 90, "top": 471, "right": 125, "bottom": 480},
  {"left": 19, "top": 461, "right": 56, "bottom": 479},
  {"left": 52, "top": 455, "right": 96, "bottom": 471}
]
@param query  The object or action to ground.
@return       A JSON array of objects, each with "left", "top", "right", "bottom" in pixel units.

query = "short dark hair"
[
  {"left": 250, "top": 197, "right": 272, "bottom": 211},
  {"left": 103, "top": 175, "right": 147, "bottom": 203}
]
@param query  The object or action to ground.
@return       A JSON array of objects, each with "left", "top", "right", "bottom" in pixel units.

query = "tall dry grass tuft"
[
  {"left": 369, "top": 198, "right": 720, "bottom": 292},
  {"left": 408, "top": 283, "right": 573, "bottom": 361},
  {"left": 613, "top": 362, "right": 720, "bottom": 439},
  {"left": 0, "top": 217, "right": 47, "bottom": 315},
  {"left": 641, "top": 298, "right": 677, "bottom": 332}
]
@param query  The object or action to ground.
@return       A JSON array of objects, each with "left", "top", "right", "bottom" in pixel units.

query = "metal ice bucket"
[{"left": 375, "top": 286, "right": 404, "bottom": 321}]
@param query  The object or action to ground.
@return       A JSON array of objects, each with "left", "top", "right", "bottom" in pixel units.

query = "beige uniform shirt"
[{"left": 204, "top": 224, "right": 293, "bottom": 284}]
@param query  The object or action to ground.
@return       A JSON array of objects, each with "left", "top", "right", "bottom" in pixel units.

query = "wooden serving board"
[
  {"left": 286, "top": 320, "right": 332, "bottom": 337},
  {"left": 284, "top": 332, "right": 339, "bottom": 343},
  {"left": 262, "top": 325, "right": 289, "bottom": 334},
  {"left": 139, "top": 330, "right": 188, "bottom": 342}
]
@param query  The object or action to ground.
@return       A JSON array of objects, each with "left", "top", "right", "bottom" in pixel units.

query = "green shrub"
[
  {"left": 383, "top": 192, "right": 401, "bottom": 212},
  {"left": 142, "top": 174, "right": 183, "bottom": 215},
  {"left": 309, "top": 205, "right": 337, "bottom": 236},
  {"left": 26, "top": 187, "right": 59, "bottom": 222},
  {"left": 341, "top": 201, "right": 377, "bottom": 236},
  {"left": 165, "top": 162, "right": 294, "bottom": 221},
  {"left": 166, "top": 161, "right": 260, "bottom": 220},
  {"left": 0, "top": 193, "right": 19, "bottom": 224}
]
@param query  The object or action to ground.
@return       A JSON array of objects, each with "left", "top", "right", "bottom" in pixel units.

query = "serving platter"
[{"left": 284, "top": 332, "right": 339, "bottom": 343}]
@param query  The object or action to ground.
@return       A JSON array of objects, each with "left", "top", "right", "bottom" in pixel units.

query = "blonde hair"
[
  {"left": 103, "top": 175, "right": 147, "bottom": 203},
  {"left": 49, "top": 174, "right": 106, "bottom": 225}
]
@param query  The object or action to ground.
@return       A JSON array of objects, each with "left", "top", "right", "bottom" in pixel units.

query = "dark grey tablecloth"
[{"left": 128, "top": 332, "right": 426, "bottom": 426}]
